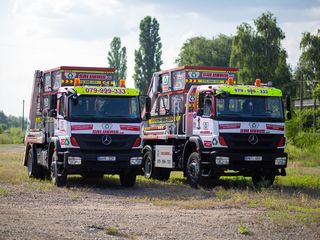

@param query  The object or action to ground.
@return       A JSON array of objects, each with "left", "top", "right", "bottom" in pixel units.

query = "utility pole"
[
  {"left": 22, "top": 99, "right": 25, "bottom": 131},
  {"left": 300, "top": 71, "right": 303, "bottom": 110},
  {"left": 313, "top": 80, "right": 319, "bottom": 132}
]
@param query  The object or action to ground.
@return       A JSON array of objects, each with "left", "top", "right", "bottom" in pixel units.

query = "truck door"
[{"left": 193, "top": 92, "right": 214, "bottom": 146}]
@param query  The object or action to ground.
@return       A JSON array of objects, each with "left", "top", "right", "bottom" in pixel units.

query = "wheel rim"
[
  {"left": 27, "top": 151, "right": 33, "bottom": 176},
  {"left": 188, "top": 159, "right": 199, "bottom": 181},
  {"left": 51, "top": 152, "right": 57, "bottom": 183},
  {"left": 144, "top": 156, "right": 152, "bottom": 178}
]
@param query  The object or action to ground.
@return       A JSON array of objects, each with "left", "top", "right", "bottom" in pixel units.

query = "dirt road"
[{"left": 1, "top": 181, "right": 319, "bottom": 240}]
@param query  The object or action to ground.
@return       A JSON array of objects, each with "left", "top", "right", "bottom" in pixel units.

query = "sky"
[{"left": 0, "top": 0, "right": 319, "bottom": 117}]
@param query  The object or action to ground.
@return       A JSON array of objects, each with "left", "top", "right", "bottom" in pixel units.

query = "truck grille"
[
  {"left": 72, "top": 134, "right": 138, "bottom": 151},
  {"left": 220, "top": 133, "right": 282, "bottom": 150}
]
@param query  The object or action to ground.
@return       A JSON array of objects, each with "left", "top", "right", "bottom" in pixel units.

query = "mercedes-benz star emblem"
[
  {"left": 102, "top": 135, "right": 112, "bottom": 146},
  {"left": 248, "top": 134, "right": 258, "bottom": 145}
]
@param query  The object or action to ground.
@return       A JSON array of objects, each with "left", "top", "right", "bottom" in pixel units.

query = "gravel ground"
[{"left": 0, "top": 181, "right": 319, "bottom": 240}]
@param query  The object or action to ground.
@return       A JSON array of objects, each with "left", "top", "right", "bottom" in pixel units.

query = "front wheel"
[
  {"left": 120, "top": 172, "right": 136, "bottom": 187},
  {"left": 186, "top": 152, "right": 203, "bottom": 188},
  {"left": 51, "top": 151, "right": 67, "bottom": 187}
]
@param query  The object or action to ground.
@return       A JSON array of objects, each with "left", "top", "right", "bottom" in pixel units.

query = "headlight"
[
  {"left": 275, "top": 157, "right": 287, "bottom": 166},
  {"left": 130, "top": 157, "right": 142, "bottom": 165},
  {"left": 67, "top": 156, "right": 82, "bottom": 165},
  {"left": 215, "top": 156, "right": 229, "bottom": 165}
]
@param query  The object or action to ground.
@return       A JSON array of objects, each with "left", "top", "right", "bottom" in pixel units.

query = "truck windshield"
[
  {"left": 215, "top": 95, "right": 284, "bottom": 122},
  {"left": 68, "top": 95, "right": 141, "bottom": 123}
]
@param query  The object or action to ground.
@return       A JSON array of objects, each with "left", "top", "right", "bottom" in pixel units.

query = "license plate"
[
  {"left": 244, "top": 156, "right": 262, "bottom": 161},
  {"left": 97, "top": 156, "right": 116, "bottom": 161}
]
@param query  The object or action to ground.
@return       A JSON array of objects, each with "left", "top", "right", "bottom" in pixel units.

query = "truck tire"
[
  {"left": 27, "top": 147, "right": 42, "bottom": 179},
  {"left": 51, "top": 151, "right": 67, "bottom": 187},
  {"left": 252, "top": 173, "right": 275, "bottom": 188},
  {"left": 120, "top": 172, "right": 136, "bottom": 187},
  {"left": 143, "top": 150, "right": 159, "bottom": 179},
  {"left": 186, "top": 152, "right": 206, "bottom": 188}
]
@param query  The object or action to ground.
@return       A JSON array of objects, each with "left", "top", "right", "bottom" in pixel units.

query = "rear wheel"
[
  {"left": 143, "top": 150, "right": 170, "bottom": 181},
  {"left": 143, "top": 150, "right": 159, "bottom": 179},
  {"left": 27, "top": 147, "right": 43, "bottom": 179},
  {"left": 252, "top": 173, "right": 275, "bottom": 188},
  {"left": 120, "top": 171, "right": 136, "bottom": 187},
  {"left": 51, "top": 150, "right": 67, "bottom": 187}
]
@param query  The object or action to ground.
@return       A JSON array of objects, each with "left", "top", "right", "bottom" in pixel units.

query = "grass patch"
[
  {"left": 105, "top": 226, "right": 129, "bottom": 238},
  {"left": 68, "top": 192, "right": 79, "bottom": 201},
  {"left": 0, "top": 145, "right": 57, "bottom": 192},
  {"left": 287, "top": 143, "right": 320, "bottom": 167},
  {"left": 0, "top": 187, "right": 9, "bottom": 197},
  {"left": 238, "top": 221, "right": 250, "bottom": 235},
  {"left": 0, "top": 150, "right": 27, "bottom": 184}
]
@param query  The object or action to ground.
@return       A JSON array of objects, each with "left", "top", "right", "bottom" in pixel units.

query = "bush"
[
  {"left": 286, "top": 108, "right": 320, "bottom": 142},
  {"left": 0, "top": 128, "right": 24, "bottom": 144},
  {"left": 294, "top": 132, "right": 320, "bottom": 149}
]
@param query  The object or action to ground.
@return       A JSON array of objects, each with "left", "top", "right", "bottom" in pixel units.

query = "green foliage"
[
  {"left": 105, "top": 226, "right": 129, "bottom": 238},
  {"left": 0, "top": 128, "right": 24, "bottom": 144},
  {"left": 238, "top": 221, "right": 250, "bottom": 235},
  {"left": 286, "top": 109, "right": 320, "bottom": 141},
  {"left": 230, "top": 11, "right": 294, "bottom": 95},
  {"left": 175, "top": 34, "right": 232, "bottom": 67},
  {"left": 0, "top": 124, "right": 6, "bottom": 134},
  {"left": 299, "top": 29, "right": 320, "bottom": 83},
  {"left": 107, "top": 37, "right": 127, "bottom": 86},
  {"left": 298, "top": 29, "right": 320, "bottom": 101},
  {"left": 0, "top": 111, "right": 8, "bottom": 125},
  {"left": 286, "top": 109, "right": 320, "bottom": 167},
  {"left": 294, "top": 132, "right": 320, "bottom": 149},
  {"left": 312, "top": 83, "right": 320, "bottom": 100},
  {"left": 0, "top": 110, "right": 27, "bottom": 130},
  {"left": 133, "top": 16, "right": 163, "bottom": 96}
]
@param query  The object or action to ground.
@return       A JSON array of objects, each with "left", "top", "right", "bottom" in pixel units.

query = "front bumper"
[
  {"left": 201, "top": 150, "right": 288, "bottom": 176},
  {"left": 60, "top": 149, "right": 143, "bottom": 175}
]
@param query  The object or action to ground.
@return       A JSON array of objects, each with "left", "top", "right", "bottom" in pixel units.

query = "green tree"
[
  {"left": 133, "top": 16, "right": 162, "bottom": 96},
  {"left": 0, "top": 111, "right": 8, "bottom": 126},
  {"left": 299, "top": 29, "right": 320, "bottom": 99},
  {"left": 175, "top": 34, "right": 232, "bottom": 67},
  {"left": 230, "top": 11, "right": 292, "bottom": 91},
  {"left": 107, "top": 37, "right": 127, "bottom": 86}
]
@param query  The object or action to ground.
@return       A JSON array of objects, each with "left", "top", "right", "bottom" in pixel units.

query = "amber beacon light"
[{"left": 119, "top": 79, "right": 126, "bottom": 88}]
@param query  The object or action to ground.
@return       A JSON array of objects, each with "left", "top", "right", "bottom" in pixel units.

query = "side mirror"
[
  {"left": 157, "top": 77, "right": 162, "bottom": 93},
  {"left": 286, "top": 95, "right": 291, "bottom": 112},
  {"left": 196, "top": 108, "right": 203, "bottom": 116},
  {"left": 285, "top": 95, "right": 292, "bottom": 120},
  {"left": 286, "top": 111, "right": 292, "bottom": 120},
  {"left": 49, "top": 94, "right": 57, "bottom": 110},
  {"left": 145, "top": 97, "right": 151, "bottom": 113},
  {"left": 145, "top": 112, "right": 151, "bottom": 120}
]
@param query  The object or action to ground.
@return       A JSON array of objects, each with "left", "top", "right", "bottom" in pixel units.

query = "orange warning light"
[
  {"left": 74, "top": 78, "right": 81, "bottom": 86},
  {"left": 255, "top": 79, "right": 261, "bottom": 87},
  {"left": 119, "top": 79, "right": 126, "bottom": 88},
  {"left": 227, "top": 77, "right": 234, "bottom": 85}
]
